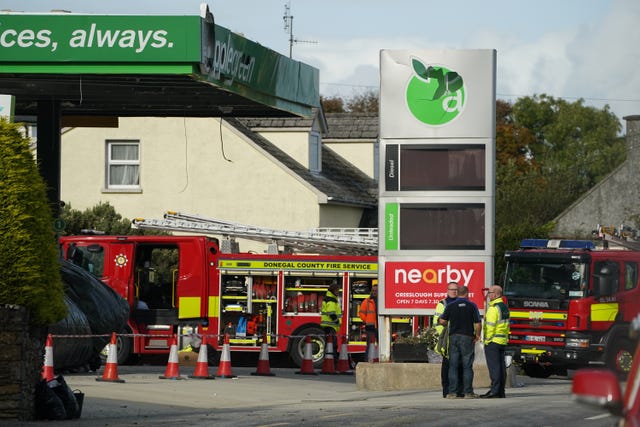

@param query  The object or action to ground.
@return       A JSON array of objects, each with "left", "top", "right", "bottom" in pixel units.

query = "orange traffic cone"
[
  {"left": 367, "top": 335, "right": 379, "bottom": 363},
  {"left": 96, "top": 332, "right": 125, "bottom": 383},
  {"left": 189, "top": 334, "right": 215, "bottom": 380},
  {"left": 251, "top": 334, "right": 275, "bottom": 376},
  {"left": 159, "top": 334, "right": 183, "bottom": 380},
  {"left": 42, "top": 334, "right": 55, "bottom": 382},
  {"left": 295, "top": 335, "right": 318, "bottom": 375},
  {"left": 336, "top": 335, "right": 354, "bottom": 375},
  {"left": 216, "top": 334, "right": 236, "bottom": 378},
  {"left": 320, "top": 333, "right": 337, "bottom": 374}
]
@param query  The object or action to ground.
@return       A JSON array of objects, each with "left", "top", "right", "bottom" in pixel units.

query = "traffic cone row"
[
  {"left": 42, "top": 334, "right": 55, "bottom": 382},
  {"left": 189, "top": 334, "right": 215, "bottom": 380},
  {"left": 252, "top": 334, "right": 275, "bottom": 376},
  {"left": 159, "top": 334, "right": 183, "bottom": 380},
  {"left": 320, "top": 333, "right": 337, "bottom": 374},
  {"left": 71, "top": 331, "right": 358, "bottom": 382},
  {"left": 97, "top": 332, "right": 125, "bottom": 383},
  {"left": 336, "top": 335, "right": 354, "bottom": 375},
  {"left": 295, "top": 335, "right": 318, "bottom": 375},
  {"left": 216, "top": 334, "right": 236, "bottom": 378}
]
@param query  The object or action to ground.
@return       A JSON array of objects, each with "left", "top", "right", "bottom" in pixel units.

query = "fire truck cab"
[
  {"left": 59, "top": 234, "right": 393, "bottom": 367},
  {"left": 503, "top": 238, "right": 640, "bottom": 378}
]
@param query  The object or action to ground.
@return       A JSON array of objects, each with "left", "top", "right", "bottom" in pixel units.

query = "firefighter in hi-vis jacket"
[{"left": 321, "top": 282, "right": 342, "bottom": 359}]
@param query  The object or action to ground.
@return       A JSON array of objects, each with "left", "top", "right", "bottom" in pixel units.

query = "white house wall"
[
  {"left": 324, "top": 141, "right": 375, "bottom": 179},
  {"left": 61, "top": 117, "right": 322, "bottom": 251},
  {"left": 256, "top": 129, "right": 309, "bottom": 169},
  {"left": 319, "top": 204, "right": 364, "bottom": 228}
]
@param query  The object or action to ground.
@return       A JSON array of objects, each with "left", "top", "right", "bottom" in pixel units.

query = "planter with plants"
[{"left": 391, "top": 327, "right": 441, "bottom": 363}]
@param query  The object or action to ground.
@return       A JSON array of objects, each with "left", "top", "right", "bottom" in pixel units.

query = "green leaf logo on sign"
[{"left": 405, "top": 57, "right": 465, "bottom": 126}]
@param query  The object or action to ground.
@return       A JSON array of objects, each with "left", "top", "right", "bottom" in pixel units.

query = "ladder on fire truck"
[
  {"left": 132, "top": 211, "right": 378, "bottom": 255},
  {"left": 595, "top": 224, "right": 640, "bottom": 251}
]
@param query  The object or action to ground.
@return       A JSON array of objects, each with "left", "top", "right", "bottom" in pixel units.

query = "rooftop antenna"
[{"left": 283, "top": 1, "right": 317, "bottom": 59}]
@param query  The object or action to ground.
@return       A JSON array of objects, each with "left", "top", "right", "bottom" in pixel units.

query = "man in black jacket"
[{"left": 438, "top": 285, "right": 482, "bottom": 399}]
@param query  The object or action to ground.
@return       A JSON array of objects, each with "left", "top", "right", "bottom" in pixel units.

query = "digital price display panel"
[
  {"left": 385, "top": 202, "right": 485, "bottom": 251},
  {"left": 384, "top": 144, "right": 485, "bottom": 192}
]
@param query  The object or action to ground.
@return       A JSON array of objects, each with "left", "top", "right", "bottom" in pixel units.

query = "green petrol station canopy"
[{"left": 0, "top": 8, "right": 319, "bottom": 118}]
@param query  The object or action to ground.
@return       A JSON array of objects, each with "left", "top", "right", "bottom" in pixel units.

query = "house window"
[
  {"left": 309, "top": 131, "right": 321, "bottom": 172},
  {"left": 106, "top": 140, "right": 140, "bottom": 189}
]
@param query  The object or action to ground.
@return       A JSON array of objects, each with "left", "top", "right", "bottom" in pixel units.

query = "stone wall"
[
  {"left": 356, "top": 361, "right": 491, "bottom": 391},
  {"left": 554, "top": 115, "right": 640, "bottom": 237},
  {"left": 0, "top": 305, "right": 45, "bottom": 421}
]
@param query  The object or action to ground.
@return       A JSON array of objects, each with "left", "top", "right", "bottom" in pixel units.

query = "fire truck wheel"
[
  {"left": 523, "top": 364, "right": 552, "bottom": 378},
  {"left": 289, "top": 326, "right": 326, "bottom": 369},
  {"left": 606, "top": 337, "right": 634, "bottom": 379}
]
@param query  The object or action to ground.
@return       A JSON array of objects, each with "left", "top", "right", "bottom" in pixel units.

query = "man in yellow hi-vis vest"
[
  {"left": 321, "top": 282, "right": 342, "bottom": 360},
  {"left": 480, "top": 285, "right": 510, "bottom": 399}
]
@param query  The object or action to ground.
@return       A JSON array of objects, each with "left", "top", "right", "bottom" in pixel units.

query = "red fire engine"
[
  {"left": 59, "top": 213, "right": 414, "bottom": 367},
  {"left": 503, "top": 237, "right": 640, "bottom": 378}
]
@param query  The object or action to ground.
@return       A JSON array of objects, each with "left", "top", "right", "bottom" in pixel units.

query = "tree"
[
  {"left": 494, "top": 95, "right": 624, "bottom": 279},
  {"left": 512, "top": 94, "right": 623, "bottom": 194},
  {"left": 320, "top": 95, "right": 345, "bottom": 113},
  {"left": 495, "top": 99, "right": 538, "bottom": 174},
  {"left": 346, "top": 90, "right": 379, "bottom": 113},
  {"left": 320, "top": 90, "right": 379, "bottom": 113},
  {"left": 61, "top": 201, "right": 138, "bottom": 235},
  {"left": 0, "top": 118, "right": 66, "bottom": 325},
  {"left": 60, "top": 201, "right": 166, "bottom": 236}
]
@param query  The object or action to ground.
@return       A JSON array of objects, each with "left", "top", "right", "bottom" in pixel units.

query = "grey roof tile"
[
  {"left": 238, "top": 112, "right": 379, "bottom": 140},
  {"left": 324, "top": 113, "right": 378, "bottom": 140}
]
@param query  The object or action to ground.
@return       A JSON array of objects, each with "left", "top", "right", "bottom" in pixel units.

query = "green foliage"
[
  {"left": 0, "top": 119, "right": 66, "bottom": 325},
  {"left": 494, "top": 221, "right": 555, "bottom": 282},
  {"left": 345, "top": 90, "right": 379, "bottom": 113},
  {"left": 494, "top": 95, "right": 623, "bottom": 280},
  {"left": 320, "top": 95, "right": 345, "bottom": 113},
  {"left": 511, "top": 94, "right": 624, "bottom": 193},
  {"left": 320, "top": 91, "right": 379, "bottom": 113},
  {"left": 60, "top": 201, "right": 166, "bottom": 236},
  {"left": 394, "top": 327, "right": 438, "bottom": 349},
  {"left": 60, "top": 201, "right": 138, "bottom": 235}
]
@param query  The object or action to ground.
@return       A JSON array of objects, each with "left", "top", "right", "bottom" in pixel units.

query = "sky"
[{"left": 1, "top": 0, "right": 639, "bottom": 128}]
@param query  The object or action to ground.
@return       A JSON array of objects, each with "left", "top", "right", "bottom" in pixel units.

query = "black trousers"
[{"left": 484, "top": 342, "right": 507, "bottom": 395}]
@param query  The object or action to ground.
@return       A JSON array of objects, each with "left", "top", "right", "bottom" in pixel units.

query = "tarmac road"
[{"left": 13, "top": 360, "right": 619, "bottom": 427}]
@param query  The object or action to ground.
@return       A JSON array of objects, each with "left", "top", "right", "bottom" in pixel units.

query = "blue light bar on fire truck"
[{"left": 519, "top": 239, "right": 595, "bottom": 250}]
